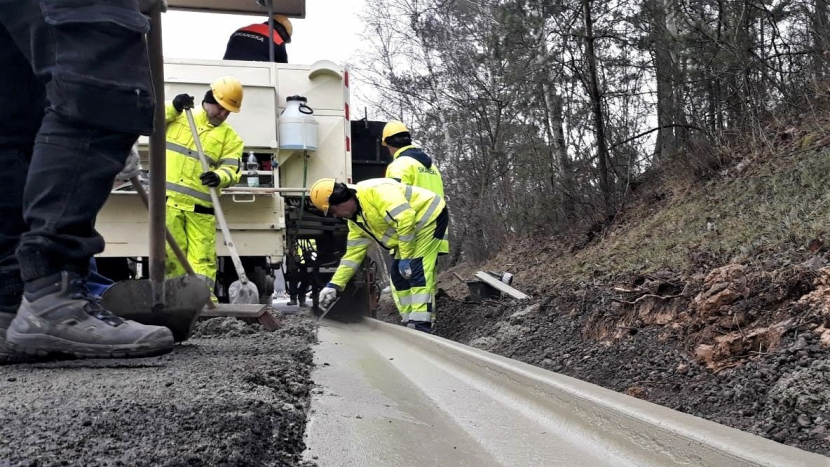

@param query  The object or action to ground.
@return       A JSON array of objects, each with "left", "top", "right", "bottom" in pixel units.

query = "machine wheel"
[{"left": 251, "top": 266, "right": 274, "bottom": 303}]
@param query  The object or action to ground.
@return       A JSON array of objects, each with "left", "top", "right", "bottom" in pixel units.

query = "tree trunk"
[
  {"left": 582, "top": 0, "right": 611, "bottom": 215},
  {"left": 649, "top": 0, "right": 680, "bottom": 159},
  {"left": 814, "top": 0, "right": 830, "bottom": 80}
]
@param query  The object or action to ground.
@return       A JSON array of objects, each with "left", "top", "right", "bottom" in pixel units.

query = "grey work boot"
[
  {"left": 6, "top": 272, "right": 174, "bottom": 359},
  {"left": 0, "top": 310, "right": 15, "bottom": 363}
]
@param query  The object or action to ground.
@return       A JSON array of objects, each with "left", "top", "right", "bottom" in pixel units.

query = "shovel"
[
  {"left": 184, "top": 108, "right": 259, "bottom": 304},
  {"left": 101, "top": 176, "right": 212, "bottom": 342},
  {"left": 100, "top": 17, "right": 210, "bottom": 343}
]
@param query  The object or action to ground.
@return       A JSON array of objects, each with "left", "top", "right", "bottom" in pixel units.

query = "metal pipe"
[
  {"left": 267, "top": 0, "right": 275, "bottom": 62},
  {"left": 222, "top": 187, "right": 310, "bottom": 193},
  {"left": 147, "top": 5, "right": 166, "bottom": 309}
]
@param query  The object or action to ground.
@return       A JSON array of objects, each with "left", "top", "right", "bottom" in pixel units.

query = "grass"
[{"left": 558, "top": 148, "right": 830, "bottom": 278}]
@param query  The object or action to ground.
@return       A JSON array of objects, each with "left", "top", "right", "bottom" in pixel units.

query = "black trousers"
[{"left": 0, "top": 0, "right": 155, "bottom": 299}]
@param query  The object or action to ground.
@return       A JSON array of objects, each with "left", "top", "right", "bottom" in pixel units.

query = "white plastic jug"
[{"left": 279, "top": 95, "right": 318, "bottom": 151}]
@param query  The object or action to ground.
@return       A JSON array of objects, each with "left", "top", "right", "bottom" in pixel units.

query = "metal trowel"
[{"left": 315, "top": 297, "right": 340, "bottom": 338}]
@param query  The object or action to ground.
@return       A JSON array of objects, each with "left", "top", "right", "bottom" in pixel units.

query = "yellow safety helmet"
[
  {"left": 210, "top": 76, "right": 243, "bottom": 113},
  {"left": 274, "top": 15, "right": 293, "bottom": 41},
  {"left": 381, "top": 120, "right": 409, "bottom": 147},
  {"left": 310, "top": 178, "right": 336, "bottom": 214}
]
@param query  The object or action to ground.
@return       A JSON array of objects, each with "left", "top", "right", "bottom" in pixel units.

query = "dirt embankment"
[
  {"left": 379, "top": 256, "right": 830, "bottom": 456},
  {"left": 0, "top": 314, "right": 318, "bottom": 467}
]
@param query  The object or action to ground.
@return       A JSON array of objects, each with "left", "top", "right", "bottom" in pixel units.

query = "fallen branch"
[{"left": 610, "top": 293, "right": 683, "bottom": 305}]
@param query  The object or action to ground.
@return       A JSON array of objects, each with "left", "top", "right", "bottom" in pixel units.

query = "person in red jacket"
[{"left": 223, "top": 15, "right": 292, "bottom": 63}]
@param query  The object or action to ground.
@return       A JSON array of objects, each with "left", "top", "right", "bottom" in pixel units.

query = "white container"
[
  {"left": 279, "top": 95, "right": 318, "bottom": 151},
  {"left": 246, "top": 151, "right": 259, "bottom": 187}
]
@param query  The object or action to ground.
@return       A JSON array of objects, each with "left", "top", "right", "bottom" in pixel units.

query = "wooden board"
[
  {"left": 164, "top": 0, "right": 306, "bottom": 17},
  {"left": 474, "top": 272, "right": 528, "bottom": 300},
  {"left": 200, "top": 303, "right": 281, "bottom": 331},
  {"left": 201, "top": 303, "right": 268, "bottom": 318}
]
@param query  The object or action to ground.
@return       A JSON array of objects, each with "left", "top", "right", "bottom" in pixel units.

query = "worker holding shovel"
[
  {"left": 310, "top": 178, "right": 449, "bottom": 333},
  {"left": 0, "top": 0, "right": 175, "bottom": 362},
  {"left": 163, "top": 76, "right": 245, "bottom": 302}
]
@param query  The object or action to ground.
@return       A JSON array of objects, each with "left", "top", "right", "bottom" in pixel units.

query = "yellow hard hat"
[
  {"left": 210, "top": 76, "right": 243, "bottom": 113},
  {"left": 381, "top": 120, "right": 409, "bottom": 147},
  {"left": 310, "top": 178, "right": 336, "bottom": 214},
  {"left": 274, "top": 15, "right": 293, "bottom": 40}
]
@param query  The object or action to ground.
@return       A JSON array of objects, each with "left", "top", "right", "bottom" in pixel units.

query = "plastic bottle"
[
  {"left": 279, "top": 95, "right": 318, "bottom": 150},
  {"left": 247, "top": 152, "right": 259, "bottom": 188}
]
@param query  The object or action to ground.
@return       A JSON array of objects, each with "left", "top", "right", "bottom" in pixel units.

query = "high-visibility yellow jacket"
[
  {"left": 165, "top": 104, "right": 243, "bottom": 211},
  {"left": 330, "top": 179, "right": 445, "bottom": 290},
  {"left": 386, "top": 145, "right": 444, "bottom": 198}
]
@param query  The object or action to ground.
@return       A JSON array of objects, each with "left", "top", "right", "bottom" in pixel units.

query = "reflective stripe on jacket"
[
  {"left": 385, "top": 145, "right": 444, "bottom": 198},
  {"left": 165, "top": 103, "right": 243, "bottom": 211},
  {"left": 330, "top": 179, "right": 445, "bottom": 290}
]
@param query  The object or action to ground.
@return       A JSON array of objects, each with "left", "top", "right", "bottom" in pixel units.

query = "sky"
[{"left": 161, "top": 0, "right": 373, "bottom": 113}]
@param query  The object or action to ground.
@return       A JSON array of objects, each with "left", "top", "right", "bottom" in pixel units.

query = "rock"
[
  {"left": 676, "top": 363, "right": 689, "bottom": 375},
  {"left": 800, "top": 256, "right": 826, "bottom": 271},
  {"left": 693, "top": 264, "right": 749, "bottom": 317},
  {"left": 792, "top": 336, "right": 808, "bottom": 351},
  {"left": 797, "top": 414, "right": 812, "bottom": 427},
  {"left": 773, "top": 431, "right": 787, "bottom": 443}
]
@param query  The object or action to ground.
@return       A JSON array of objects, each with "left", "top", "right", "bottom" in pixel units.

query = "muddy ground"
[
  {"left": 378, "top": 259, "right": 830, "bottom": 457},
  {"left": 0, "top": 313, "right": 318, "bottom": 467}
]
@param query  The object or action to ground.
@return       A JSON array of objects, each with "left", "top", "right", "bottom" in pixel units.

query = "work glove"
[
  {"left": 172, "top": 93, "right": 195, "bottom": 112},
  {"left": 398, "top": 259, "right": 412, "bottom": 280},
  {"left": 200, "top": 171, "right": 221, "bottom": 187},
  {"left": 319, "top": 284, "right": 338, "bottom": 308},
  {"left": 115, "top": 143, "right": 142, "bottom": 181}
]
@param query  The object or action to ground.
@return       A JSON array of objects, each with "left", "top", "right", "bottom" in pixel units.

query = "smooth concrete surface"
[{"left": 303, "top": 320, "right": 830, "bottom": 467}]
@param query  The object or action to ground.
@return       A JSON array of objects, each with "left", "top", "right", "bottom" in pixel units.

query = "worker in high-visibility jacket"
[
  {"left": 164, "top": 76, "right": 245, "bottom": 299},
  {"left": 382, "top": 120, "right": 448, "bottom": 256},
  {"left": 311, "top": 178, "right": 449, "bottom": 332},
  {"left": 223, "top": 15, "right": 292, "bottom": 63}
]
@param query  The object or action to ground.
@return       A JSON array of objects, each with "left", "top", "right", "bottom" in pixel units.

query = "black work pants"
[{"left": 0, "top": 0, "right": 155, "bottom": 299}]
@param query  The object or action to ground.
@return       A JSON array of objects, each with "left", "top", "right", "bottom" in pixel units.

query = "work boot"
[
  {"left": 406, "top": 321, "right": 433, "bottom": 334},
  {"left": 6, "top": 272, "right": 174, "bottom": 359},
  {"left": 0, "top": 310, "right": 15, "bottom": 364}
]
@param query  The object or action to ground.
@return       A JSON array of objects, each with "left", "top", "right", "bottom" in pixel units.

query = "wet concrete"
[
  {"left": 304, "top": 320, "right": 630, "bottom": 467},
  {"left": 304, "top": 319, "right": 830, "bottom": 467},
  {"left": 0, "top": 314, "right": 315, "bottom": 467}
]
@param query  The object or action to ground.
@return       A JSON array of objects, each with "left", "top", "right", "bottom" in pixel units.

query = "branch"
[
  {"left": 608, "top": 124, "right": 703, "bottom": 151},
  {"left": 610, "top": 293, "right": 683, "bottom": 305}
]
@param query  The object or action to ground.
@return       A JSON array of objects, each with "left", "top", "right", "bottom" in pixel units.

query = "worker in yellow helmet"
[
  {"left": 310, "top": 178, "right": 448, "bottom": 332},
  {"left": 164, "top": 76, "right": 245, "bottom": 300},
  {"left": 223, "top": 15, "right": 293, "bottom": 63},
  {"left": 382, "top": 120, "right": 449, "bottom": 255}
]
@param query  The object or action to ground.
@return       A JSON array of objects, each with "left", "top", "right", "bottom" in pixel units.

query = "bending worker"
[
  {"left": 383, "top": 120, "right": 449, "bottom": 256},
  {"left": 164, "top": 76, "right": 245, "bottom": 300},
  {"left": 311, "top": 178, "right": 449, "bottom": 333},
  {"left": 223, "top": 15, "right": 292, "bottom": 63}
]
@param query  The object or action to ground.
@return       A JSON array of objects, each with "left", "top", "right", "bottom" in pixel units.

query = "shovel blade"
[
  {"left": 228, "top": 280, "right": 260, "bottom": 305},
  {"left": 100, "top": 275, "right": 211, "bottom": 342}
]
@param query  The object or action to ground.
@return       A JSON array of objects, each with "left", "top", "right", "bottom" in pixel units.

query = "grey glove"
[
  {"left": 319, "top": 286, "right": 337, "bottom": 308},
  {"left": 116, "top": 144, "right": 142, "bottom": 181}
]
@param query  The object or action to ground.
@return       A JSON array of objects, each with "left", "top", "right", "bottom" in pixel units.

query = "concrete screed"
[{"left": 0, "top": 314, "right": 315, "bottom": 467}]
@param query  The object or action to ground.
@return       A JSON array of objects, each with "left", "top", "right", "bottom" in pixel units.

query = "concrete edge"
[{"left": 367, "top": 319, "right": 830, "bottom": 467}]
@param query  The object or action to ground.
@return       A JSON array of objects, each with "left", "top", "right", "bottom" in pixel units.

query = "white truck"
[{"left": 96, "top": 0, "right": 390, "bottom": 318}]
